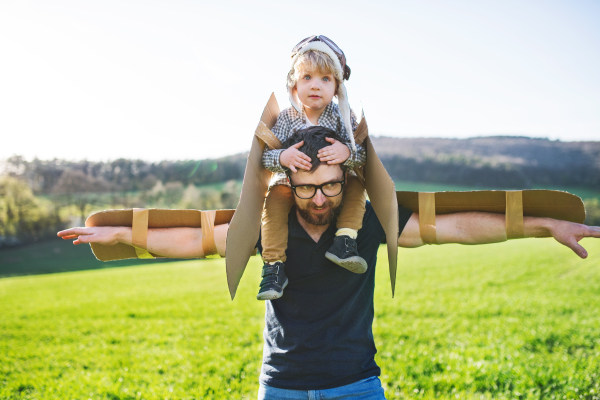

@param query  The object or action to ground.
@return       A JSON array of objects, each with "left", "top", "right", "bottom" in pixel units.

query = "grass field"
[
  {"left": 1, "top": 239, "right": 600, "bottom": 399},
  {"left": 0, "top": 238, "right": 186, "bottom": 278}
]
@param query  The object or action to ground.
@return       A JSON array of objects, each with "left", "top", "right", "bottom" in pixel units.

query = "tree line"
[{"left": 2, "top": 138, "right": 599, "bottom": 247}]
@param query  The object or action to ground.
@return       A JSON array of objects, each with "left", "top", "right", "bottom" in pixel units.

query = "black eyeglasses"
[{"left": 288, "top": 176, "right": 346, "bottom": 199}]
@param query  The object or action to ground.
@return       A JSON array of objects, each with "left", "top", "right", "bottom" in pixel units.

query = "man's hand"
[
  {"left": 58, "top": 224, "right": 228, "bottom": 258},
  {"left": 57, "top": 227, "right": 125, "bottom": 245},
  {"left": 398, "top": 212, "right": 600, "bottom": 259},
  {"left": 280, "top": 141, "right": 312, "bottom": 172},
  {"left": 547, "top": 220, "right": 600, "bottom": 259},
  {"left": 317, "top": 138, "right": 351, "bottom": 165}
]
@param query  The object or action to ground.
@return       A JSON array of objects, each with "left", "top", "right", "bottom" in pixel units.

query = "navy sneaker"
[
  {"left": 325, "top": 235, "right": 368, "bottom": 274},
  {"left": 256, "top": 261, "right": 289, "bottom": 301}
]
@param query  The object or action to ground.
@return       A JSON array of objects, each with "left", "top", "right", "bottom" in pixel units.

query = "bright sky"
[{"left": 1, "top": 0, "right": 599, "bottom": 162}]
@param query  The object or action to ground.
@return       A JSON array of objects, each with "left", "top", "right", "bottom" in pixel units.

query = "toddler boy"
[{"left": 258, "top": 35, "right": 367, "bottom": 301}]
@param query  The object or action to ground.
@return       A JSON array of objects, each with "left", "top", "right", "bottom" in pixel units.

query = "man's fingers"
[
  {"left": 57, "top": 228, "right": 87, "bottom": 237},
  {"left": 289, "top": 164, "right": 297, "bottom": 172},
  {"left": 325, "top": 137, "right": 337, "bottom": 144},
  {"left": 568, "top": 239, "right": 588, "bottom": 259},
  {"left": 327, "top": 159, "right": 341, "bottom": 164},
  {"left": 585, "top": 226, "right": 600, "bottom": 238},
  {"left": 292, "top": 141, "right": 304, "bottom": 149}
]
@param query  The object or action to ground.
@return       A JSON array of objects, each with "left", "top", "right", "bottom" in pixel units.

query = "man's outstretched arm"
[
  {"left": 57, "top": 225, "right": 229, "bottom": 258},
  {"left": 398, "top": 212, "right": 600, "bottom": 259}
]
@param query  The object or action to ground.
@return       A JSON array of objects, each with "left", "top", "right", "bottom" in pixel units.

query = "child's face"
[{"left": 294, "top": 67, "right": 337, "bottom": 113}]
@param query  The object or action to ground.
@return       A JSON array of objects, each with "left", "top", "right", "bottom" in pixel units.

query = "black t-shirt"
[{"left": 257, "top": 201, "right": 413, "bottom": 390}]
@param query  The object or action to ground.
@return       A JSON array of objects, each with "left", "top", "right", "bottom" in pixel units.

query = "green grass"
[
  {"left": 0, "top": 239, "right": 187, "bottom": 278},
  {"left": 1, "top": 239, "right": 600, "bottom": 399}
]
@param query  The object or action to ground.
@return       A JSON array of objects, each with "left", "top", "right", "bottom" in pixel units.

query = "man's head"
[{"left": 283, "top": 126, "right": 349, "bottom": 226}]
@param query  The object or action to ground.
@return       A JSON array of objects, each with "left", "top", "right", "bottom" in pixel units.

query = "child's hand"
[
  {"left": 317, "top": 138, "right": 351, "bottom": 165},
  {"left": 280, "top": 141, "right": 312, "bottom": 172}
]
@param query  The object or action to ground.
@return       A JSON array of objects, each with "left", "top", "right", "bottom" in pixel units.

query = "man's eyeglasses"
[{"left": 288, "top": 176, "right": 346, "bottom": 199}]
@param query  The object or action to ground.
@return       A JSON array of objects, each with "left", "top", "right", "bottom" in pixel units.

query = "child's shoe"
[
  {"left": 325, "top": 236, "right": 368, "bottom": 274},
  {"left": 256, "top": 261, "right": 289, "bottom": 301}
]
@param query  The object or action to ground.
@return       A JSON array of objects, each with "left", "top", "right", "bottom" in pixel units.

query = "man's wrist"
[
  {"left": 524, "top": 216, "right": 554, "bottom": 238},
  {"left": 116, "top": 226, "right": 131, "bottom": 244}
]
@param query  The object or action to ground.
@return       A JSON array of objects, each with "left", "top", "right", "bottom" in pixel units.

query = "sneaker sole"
[
  {"left": 325, "top": 252, "right": 368, "bottom": 274},
  {"left": 256, "top": 278, "right": 289, "bottom": 301}
]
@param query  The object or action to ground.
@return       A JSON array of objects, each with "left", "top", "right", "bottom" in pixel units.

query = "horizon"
[{"left": 3, "top": 134, "right": 598, "bottom": 164}]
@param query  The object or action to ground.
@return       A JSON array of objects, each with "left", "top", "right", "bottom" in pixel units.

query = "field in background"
[
  {"left": 1, "top": 239, "right": 599, "bottom": 399},
  {"left": 0, "top": 237, "right": 186, "bottom": 278}
]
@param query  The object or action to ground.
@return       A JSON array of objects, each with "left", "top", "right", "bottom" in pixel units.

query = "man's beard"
[{"left": 296, "top": 197, "right": 344, "bottom": 226}]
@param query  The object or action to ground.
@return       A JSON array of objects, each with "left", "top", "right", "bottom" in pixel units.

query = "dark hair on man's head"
[{"left": 282, "top": 126, "right": 349, "bottom": 173}]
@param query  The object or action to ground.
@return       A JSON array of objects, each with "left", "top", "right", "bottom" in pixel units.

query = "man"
[{"left": 58, "top": 126, "right": 600, "bottom": 399}]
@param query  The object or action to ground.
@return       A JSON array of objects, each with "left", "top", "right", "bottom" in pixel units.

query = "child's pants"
[{"left": 261, "top": 175, "right": 367, "bottom": 263}]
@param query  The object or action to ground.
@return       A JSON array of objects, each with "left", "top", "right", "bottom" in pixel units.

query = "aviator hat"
[{"left": 287, "top": 35, "right": 356, "bottom": 151}]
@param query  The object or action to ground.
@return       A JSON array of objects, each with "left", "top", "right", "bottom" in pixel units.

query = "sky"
[{"left": 1, "top": 0, "right": 599, "bottom": 162}]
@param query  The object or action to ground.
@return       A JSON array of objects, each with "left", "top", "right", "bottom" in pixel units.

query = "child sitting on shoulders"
[{"left": 257, "top": 35, "right": 368, "bottom": 301}]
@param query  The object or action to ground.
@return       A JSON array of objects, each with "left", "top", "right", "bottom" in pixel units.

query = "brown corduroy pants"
[{"left": 261, "top": 175, "right": 367, "bottom": 263}]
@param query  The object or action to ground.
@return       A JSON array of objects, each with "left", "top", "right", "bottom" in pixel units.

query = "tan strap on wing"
[
  {"left": 506, "top": 191, "right": 525, "bottom": 239},
  {"left": 255, "top": 121, "right": 282, "bottom": 151},
  {"left": 418, "top": 192, "right": 437, "bottom": 244},
  {"left": 201, "top": 210, "right": 217, "bottom": 256},
  {"left": 132, "top": 208, "right": 155, "bottom": 259}
]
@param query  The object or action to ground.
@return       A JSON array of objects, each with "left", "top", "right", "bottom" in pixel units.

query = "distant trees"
[
  {"left": 584, "top": 199, "right": 600, "bottom": 226},
  {"left": 52, "top": 169, "right": 111, "bottom": 225},
  {"left": 1, "top": 155, "right": 248, "bottom": 195},
  {"left": 0, "top": 177, "right": 59, "bottom": 244},
  {"left": 1, "top": 135, "right": 599, "bottom": 246}
]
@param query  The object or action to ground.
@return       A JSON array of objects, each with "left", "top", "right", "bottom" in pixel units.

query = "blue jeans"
[{"left": 257, "top": 376, "right": 386, "bottom": 399}]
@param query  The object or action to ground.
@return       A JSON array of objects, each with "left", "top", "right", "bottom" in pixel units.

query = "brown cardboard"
[
  {"left": 85, "top": 208, "right": 234, "bottom": 261},
  {"left": 396, "top": 190, "right": 585, "bottom": 223},
  {"left": 225, "top": 93, "right": 280, "bottom": 299},
  {"left": 397, "top": 190, "right": 585, "bottom": 240}
]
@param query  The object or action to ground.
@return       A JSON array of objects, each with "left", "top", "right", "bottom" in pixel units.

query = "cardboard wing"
[
  {"left": 86, "top": 208, "right": 234, "bottom": 261},
  {"left": 225, "top": 93, "right": 400, "bottom": 299},
  {"left": 225, "top": 93, "right": 281, "bottom": 299},
  {"left": 397, "top": 190, "right": 586, "bottom": 244}
]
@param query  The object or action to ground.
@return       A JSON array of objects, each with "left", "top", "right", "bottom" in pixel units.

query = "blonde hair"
[{"left": 287, "top": 50, "right": 340, "bottom": 92}]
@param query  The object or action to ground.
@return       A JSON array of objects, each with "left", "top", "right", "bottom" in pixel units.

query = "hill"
[
  {"left": 370, "top": 136, "right": 600, "bottom": 189},
  {"left": 5, "top": 136, "right": 597, "bottom": 195}
]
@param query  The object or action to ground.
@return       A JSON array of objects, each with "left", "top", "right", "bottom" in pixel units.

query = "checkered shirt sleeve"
[{"left": 261, "top": 108, "right": 299, "bottom": 174}]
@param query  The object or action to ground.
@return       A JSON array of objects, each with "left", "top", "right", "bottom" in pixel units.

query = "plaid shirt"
[{"left": 262, "top": 102, "right": 366, "bottom": 187}]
